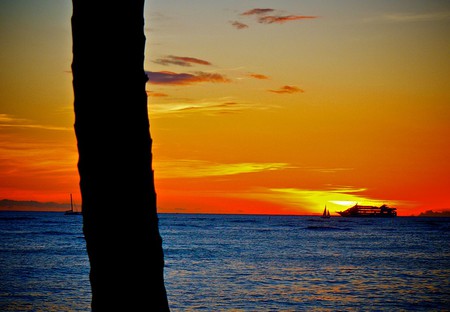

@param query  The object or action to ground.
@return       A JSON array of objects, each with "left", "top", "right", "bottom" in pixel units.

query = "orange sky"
[{"left": 1, "top": 1, "right": 449, "bottom": 215}]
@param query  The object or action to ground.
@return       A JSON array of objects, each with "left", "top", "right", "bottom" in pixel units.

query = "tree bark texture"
[{"left": 71, "top": 1, "right": 170, "bottom": 310}]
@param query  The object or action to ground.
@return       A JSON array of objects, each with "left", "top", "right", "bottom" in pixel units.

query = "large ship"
[{"left": 337, "top": 204, "right": 397, "bottom": 217}]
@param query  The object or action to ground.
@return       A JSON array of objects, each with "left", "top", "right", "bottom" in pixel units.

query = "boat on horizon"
[
  {"left": 337, "top": 204, "right": 397, "bottom": 217},
  {"left": 64, "top": 194, "right": 82, "bottom": 215},
  {"left": 321, "top": 205, "right": 331, "bottom": 218}
]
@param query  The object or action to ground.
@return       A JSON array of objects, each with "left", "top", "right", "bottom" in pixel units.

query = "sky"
[{"left": 1, "top": 0, "right": 449, "bottom": 216}]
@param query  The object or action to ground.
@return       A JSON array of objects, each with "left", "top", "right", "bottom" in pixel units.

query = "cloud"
[
  {"left": 154, "top": 159, "right": 292, "bottom": 179},
  {"left": 268, "top": 85, "right": 304, "bottom": 94},
  {"left": 0, "top": 114, "right": 18, "bottom": 124},
  {"left": 146, "top": 71, "right": 231, "bottom": 86},
  {"left": 230, "top": 21, "right": 249, "bottom": 30},
  {"left": 146, "top": 91, "right": 168, "bottom": 97},
  {"left": 0, "top": 114, "right": 70, "bottom": 131},
  {"left": 247, "top": 186, "right": 402, "bottom": 214},
  {"left": 241, "top": 8, "right": 275, "bottom": 16},
  {"left": 0, "top": 126, "right": 78, "bottom": 195},
  {"left": 258, "top": 15, "right": 318, "bottom": 24},
  {"left": 154, "top": 55, "right": 212, "bottom": 67},
  {"left": 269, "top": 187, "right": 369, "bottom": 208},
  {"left": 174, "top": 102, "right": 240, "bottom": 113},
  {"left": 148, "top": 98, "right": 272, "bottom": 117},
  {"left": 234, "top": 8, "right": 318, "bottom": 28},
  {"left": 249, "top": 73, "right": 269, "bottom": 80}
]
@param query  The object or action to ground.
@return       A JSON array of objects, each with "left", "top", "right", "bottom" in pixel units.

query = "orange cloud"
[
  {"left": 259, "top": 187, "right": 403, "bottom": 215},
  {"left": 238, "top": 8, "right": 318, "bottom": 27},
  {"left": 149, "top": 98, "right": 270, "bottom": 117},
  {"left": 269, "top": 85, "right": 304, "bottom": 94},
  {"left": 249, "top": 73, "right": 269, "bottom": 80},
  {"left": 154, "top": 159, "right": 291, "bottom": 179},
  {"left": 0, "top": 114, "right": 70, "bottom": 131},
  {"left": 146, "top": 91, "right": 168, "bottom": 97},
  {"left": 154, "top": 55, "right": 212, "bottom": 67},
  {"left": 146, "top": 71, "right": 230, "bottom": 86},
  {"left": 230, "top": 21, "right": 249, "bottom": 30},
  {"left": 147, "top": 91, "right": 285, "bottom": 117},
  {"left": 241, "top": 8, "right": 275, "bottom": 16},
  {"left": 258, "top": 15, "right": 318, "bottom": 24},
  {"left": 0, "top": 126, "right": 78, "bottom": 204}
]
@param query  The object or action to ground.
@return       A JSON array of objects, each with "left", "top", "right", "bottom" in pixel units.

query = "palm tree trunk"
[{"left": 71, "top": 1, "right": 170, "bottom": 310}]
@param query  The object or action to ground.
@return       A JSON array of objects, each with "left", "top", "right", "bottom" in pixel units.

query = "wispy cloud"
[
  {"left": 258, "top": 15, "right": 318, "bottom": 24},
  {"left": 154, "top": 55, "right": 212, "bottom": 67},
  {"left": 233, "top": 8, "right": 318, "bottom": 28},
  {"left": 0, "top": 114, "right": 76, "bottom": 187},
  {"left": 149, "top": 97, "right": 272, "bottom": 117},
  {"left": 241, "top": 8, "right": 275, "bottom": 16},
  {"left": 230, "top": 21, "right": 249, "bottom": 30},
  {"left": 154, "top": 159, "right": 292, "bottom": 179},
  {"left": 0, "top": 114, "right": 70, "bottom": 131},
  {"left": 249, "top": 73, "right": 269, "bottom": 80},
  {"left": 173, "top": 102, "right": 240, "bottom": 114},
  {"left": 0, "top": 131, "right": 77, "bottom": 191},
  {"left": 248, "top": 186, "right": 401, "bottom": 214},
  {"left": 268, "top": 85, "right": 304, "bottom": 94},
  {"left": 146, "top": 90, "right": 168, "bottom": 97},
  {"left": 146, "top": 71, "right": 230, "bottom": 86}
]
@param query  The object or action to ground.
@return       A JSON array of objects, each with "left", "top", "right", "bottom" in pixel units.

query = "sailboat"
[
  {"left": 321, "top": 205, "right": 331, "bottom": 218},
  {"left": 64, "top": 193, "right": 82, "bottom": 215}
]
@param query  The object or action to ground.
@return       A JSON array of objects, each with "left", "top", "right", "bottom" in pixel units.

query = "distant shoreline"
[
  {"left": 1, "top": 199, "right": 449, "bottom": 217},
  {"left": 2, "top": 209, "right": 450, "bottom": 218},
  {"left": 0, "top": 199, "right": 70, "bottom": 212}
]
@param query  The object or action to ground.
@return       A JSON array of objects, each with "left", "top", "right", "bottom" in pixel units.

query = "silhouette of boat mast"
[
  {"left": 64, "top": 193, "right": 81, "bottom": 215},
  {"left": 321, "top": 205, "right": 331, "bottom": 218}
]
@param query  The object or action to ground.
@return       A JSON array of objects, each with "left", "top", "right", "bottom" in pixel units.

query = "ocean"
[{"left": 1, "top": 212, "right": 449, "bottom": 311}]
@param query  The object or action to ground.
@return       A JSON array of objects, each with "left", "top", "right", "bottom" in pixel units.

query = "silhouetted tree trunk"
[{"left": 71, "top": 1, "right": 169, "bottom": 310}]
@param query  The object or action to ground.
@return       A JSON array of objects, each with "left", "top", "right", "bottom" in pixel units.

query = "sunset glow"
[{"left": 1, "top": 0, "right": 449, "bottom": 215}]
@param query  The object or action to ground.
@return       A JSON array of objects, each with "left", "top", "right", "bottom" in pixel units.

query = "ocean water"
[{"left": 1, "top": 212, "right": 449, "bottom": 311}]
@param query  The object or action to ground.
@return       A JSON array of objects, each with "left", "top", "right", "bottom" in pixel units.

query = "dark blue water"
[{"left": 1, "top": 212, "right": 449, "bottom": 311}]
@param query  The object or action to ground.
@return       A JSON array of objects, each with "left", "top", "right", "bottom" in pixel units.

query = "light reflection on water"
[
  {"left": 0, "top": 212, "right": 449, "bottom": 311},
  {"left": 161, "top": 215, "right": 450, "bottom": 311}
]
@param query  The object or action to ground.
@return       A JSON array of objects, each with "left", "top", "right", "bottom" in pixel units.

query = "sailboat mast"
[{"left": 70, "top": 193, "right": 73, "bottom": 212}]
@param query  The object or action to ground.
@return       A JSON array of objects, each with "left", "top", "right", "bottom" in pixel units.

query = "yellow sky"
[{"left": 1, "top": 1, "right": 449, "bottom": 215}]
